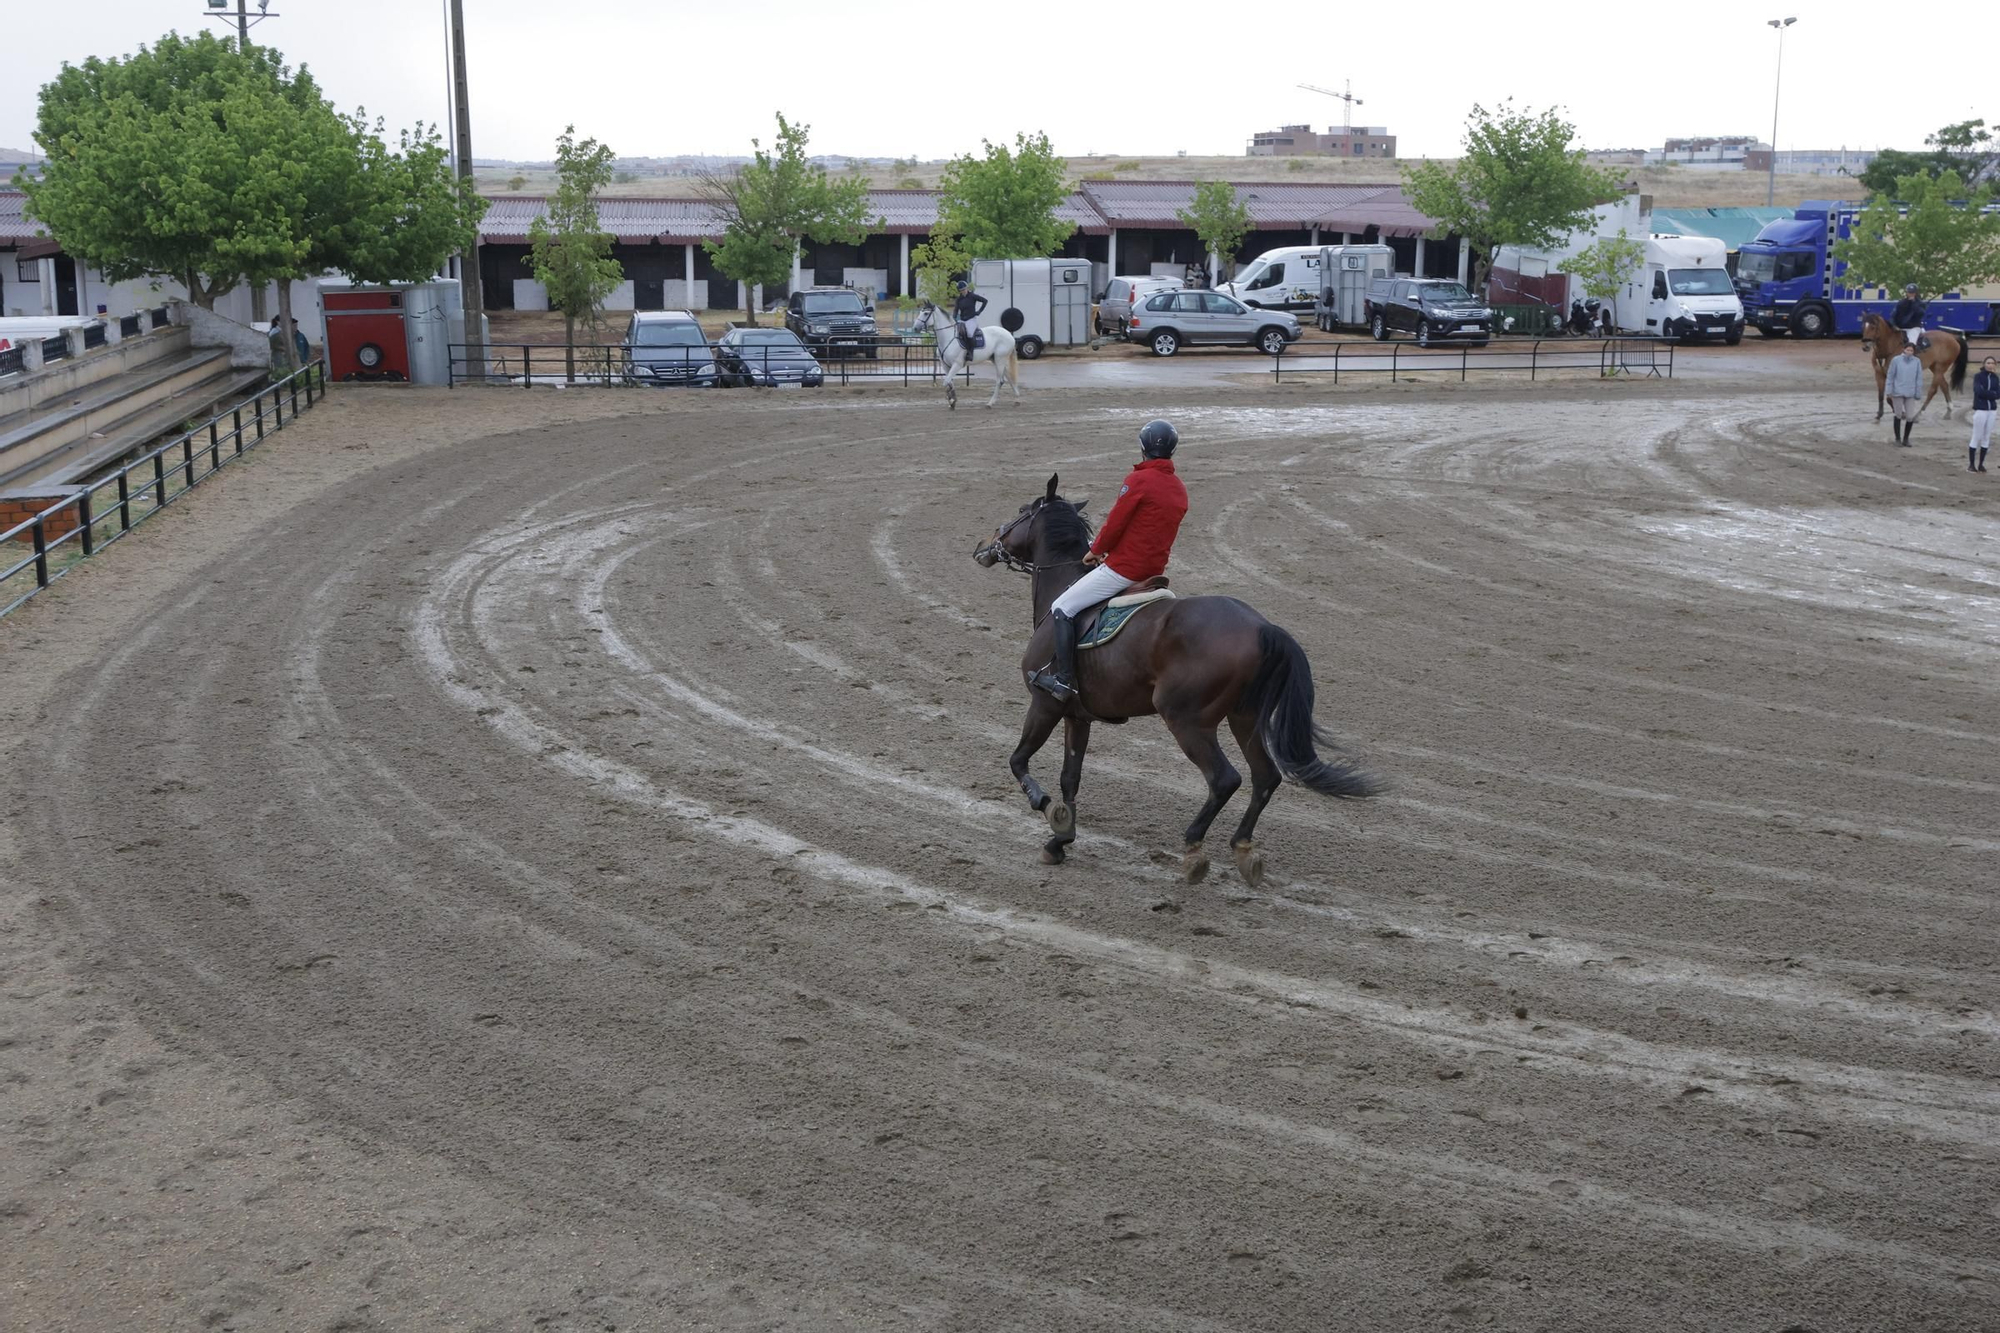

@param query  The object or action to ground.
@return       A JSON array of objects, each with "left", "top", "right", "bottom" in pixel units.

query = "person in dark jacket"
[
  {"left": 952, "top": 278, "right": 988, "bottom": 358},
  {"left": 1031, "top": 420, "right": 1189, "bottom": 702},
  {"left": 1891, "top": 284, "right": 1928, "bottom": 350},
  {"left": 1969, "top": 355, "right": 1997, "bottom": 473}
]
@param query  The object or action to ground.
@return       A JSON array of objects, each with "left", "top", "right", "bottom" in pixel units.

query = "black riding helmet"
[{"left": 1139, "top": 419, "right": 1178, "bottom": 459}]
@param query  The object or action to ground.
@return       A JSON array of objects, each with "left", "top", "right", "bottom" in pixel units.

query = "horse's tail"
[
  {"left": 1242, "top": 624, "right": 1382, "bottom": 798},
  {"left": 1951, "top": 333, "right": 1970, "bottom": 390}
]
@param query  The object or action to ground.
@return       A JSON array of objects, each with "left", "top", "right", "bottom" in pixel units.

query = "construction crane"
[{"left": 1297, "top": 81, "right": 1363, "bottom": 135}]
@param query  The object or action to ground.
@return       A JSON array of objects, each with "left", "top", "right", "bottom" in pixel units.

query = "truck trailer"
[{"left": 1734, "top": 200, "right": 2000, "bottom": 338}]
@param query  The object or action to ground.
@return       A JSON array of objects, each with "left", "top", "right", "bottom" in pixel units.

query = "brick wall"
[{"left": 1, "top": 487, "right": 85, "bottom": 543}]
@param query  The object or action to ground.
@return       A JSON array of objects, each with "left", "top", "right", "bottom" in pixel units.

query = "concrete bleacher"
[{"left": 0, "top": 309, "right": 270, "bottom": 509}]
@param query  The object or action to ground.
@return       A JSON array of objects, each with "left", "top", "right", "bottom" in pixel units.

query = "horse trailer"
[
  {"left": 969, "top": 258, "right": 1094, "bottom": 359},
  {"left": 1313, "top": 244, "right": 1396, "bottom": 330}
]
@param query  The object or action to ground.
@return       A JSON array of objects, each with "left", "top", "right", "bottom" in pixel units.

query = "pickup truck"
[{"left": 1364, "top": 277, "right": 1494, "bottom": 346}]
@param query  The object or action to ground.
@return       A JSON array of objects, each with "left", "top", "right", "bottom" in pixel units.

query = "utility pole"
[
  {"left": 206, "top": 1, "right": 280, "bottom": 317},
  {"left": 448, "top": 0, "right": 487, "bottom": 364}
]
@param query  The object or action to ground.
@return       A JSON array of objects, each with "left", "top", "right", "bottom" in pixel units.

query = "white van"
[
  {"left": 1621, "top": 234, "right": 1745, "bottom": 343},
  {"left": 1217, "top": 247, "right": 1324, "bottom": 311}
]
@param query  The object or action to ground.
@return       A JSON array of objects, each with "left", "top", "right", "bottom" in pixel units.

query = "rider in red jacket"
[{"left": 1032, "top": 420, "right": 1188, "bottom": 702}]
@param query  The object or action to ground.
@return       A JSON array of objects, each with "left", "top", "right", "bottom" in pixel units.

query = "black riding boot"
[
  {"left": 1893, "top": 418, "right": 1906, "bottom": 445},
  {"left": 1032, "top": 611, "right": 1080, "bottom": 702}
]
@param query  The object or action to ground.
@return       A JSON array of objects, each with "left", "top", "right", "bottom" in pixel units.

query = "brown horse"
[
  {"left": 975, "top": 475, "right": 1381, "bottom": 886},
  {"left": 1861, "top": 312, "right": 1969, "bottom": 422}
]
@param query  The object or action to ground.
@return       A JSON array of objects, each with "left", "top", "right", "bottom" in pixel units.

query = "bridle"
[{"left": 972, "top": 500, "right": 1093, "bottom": 577}]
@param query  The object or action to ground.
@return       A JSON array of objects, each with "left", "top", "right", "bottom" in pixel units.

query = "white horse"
[{"left": 913, "top": 302, "right": 1021, "bottom": 409}]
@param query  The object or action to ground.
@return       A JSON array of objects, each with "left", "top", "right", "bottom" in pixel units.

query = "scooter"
[{"left": 1566, "top": 298, "right": 1603, "bottom": 336}]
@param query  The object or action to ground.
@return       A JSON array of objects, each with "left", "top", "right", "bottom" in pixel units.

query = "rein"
[{"left": 974, "top": 501, "right": 1094, "bottom": 577}]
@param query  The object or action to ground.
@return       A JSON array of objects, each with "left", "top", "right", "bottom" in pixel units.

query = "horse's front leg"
[
  {"left": 1042, "top": 717, "right": 1091, "bottom": 865},
  {"left": 1009, "top": 694, "right": 1064, "bottom": 817},
  {"left": 986, "top": 356, "right": 1002, "bottom": 408},
  {"left": 1875, "top": 365, "right": 1886, "bottom": 420}
]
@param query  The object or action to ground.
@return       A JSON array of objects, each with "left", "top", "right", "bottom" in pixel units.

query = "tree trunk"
[
  {"left": 564, "top": 313, "right": 576, "bottom": 383},
  {"left": 274, "top": 280, "right": 297, "bottom": 374},
  {"left": 187, "top": 270, "right": 216, "bottom": 311}
]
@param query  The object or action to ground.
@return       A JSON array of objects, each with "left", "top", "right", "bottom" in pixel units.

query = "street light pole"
[{"left": 1766, "top": 16, "right": 1796, "bottom": 207}]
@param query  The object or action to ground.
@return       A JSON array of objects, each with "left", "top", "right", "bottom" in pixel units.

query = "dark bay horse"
[
  {"left": 975, "top": 475, "right": 1381, "bottom": 886},
  {"left": 1861, "top": 311, "right": 1969, "bottom": 421}
]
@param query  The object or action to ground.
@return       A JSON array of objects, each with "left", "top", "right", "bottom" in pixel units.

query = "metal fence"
[
  {"left": 0, "top": 345, "right": 22, "bottom": 379},
  {"left": 1272, "top": 336, "right": 1675, "bottom": 383},
  {"left": 448, "top": 337, "right": 961, "bottom": 389},
  {"left": 0, "top": 358, "right": 328, "bottom": 619},
  {"left": 83, "top": 323, "right": 108, "bottom": 350},
  {"left": 40, "top": 335, "right": 70, "bottom": 365}
]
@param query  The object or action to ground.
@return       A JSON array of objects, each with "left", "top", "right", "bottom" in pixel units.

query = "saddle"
[{"left": 1076, "top": 579, "right": 1172, "bottom": 649}]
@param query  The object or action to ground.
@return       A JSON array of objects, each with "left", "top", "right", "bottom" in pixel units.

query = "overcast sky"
[{"left": 2, "top": 1, "right": 1986, "bottom": 166}]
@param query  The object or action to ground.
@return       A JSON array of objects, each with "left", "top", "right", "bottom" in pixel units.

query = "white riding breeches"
[
  {"left": 1905, "top": 326, "right": 1924, "bottom": 346},
  {"left": 1051, "top": 562, "right": 1136, "bottom": 620},
  {"left": 960, "top": 320, "right": 979, "bottom": 352},
  {"left": 1972, "top": 409, "right": 1995, "bottom": 451}
]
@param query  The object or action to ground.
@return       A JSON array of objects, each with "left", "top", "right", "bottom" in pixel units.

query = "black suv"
[
  {"left": 1364, "top": 277, "right": 1493, "bottom": 347},
  {"left": 785, "top": 287, "right": 880, "bottom": 359}
]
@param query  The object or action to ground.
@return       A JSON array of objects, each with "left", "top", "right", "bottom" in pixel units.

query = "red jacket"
[{"left": 1089, "top": 457, "right": 1188, "bottom": 581}]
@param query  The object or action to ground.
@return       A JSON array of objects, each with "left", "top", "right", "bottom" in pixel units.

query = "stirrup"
[{"left": 1029, "top": 667, "right": 1075, "bottom": 701}]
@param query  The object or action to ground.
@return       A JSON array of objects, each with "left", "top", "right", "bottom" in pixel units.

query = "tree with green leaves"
[
  {"left": 507, "top": 173, "right": 527, "bottom": 191},
  {"left": 529, "top": 126, "right": 625, "bottom": 379},
  {"left": 1561, "top": 228, "right": 1645, "bottom": 328},
  {"left": 22, "top": 30, "right": 483, "bottom": 371},
  {"left": 699, "top": 114, "right": 875, "bottom": 325},
  {"left": 909, "top": 231, "right": 971, "bottom": 312},
  {"left": 1831, "top": 170, "right": 2000, "bottom": 300},
  {"left": 1851, "top": 118, "right": 1995, "bottom": 194},
  {"left": 1176, "top": 181, "right": 1253, "bottom": 284},
  {"left": 933, "top": 132, "right": 1072, "bottom": 258},
  {"left": 1403, "top": 102, "right": 1626, "bottom": 296}
]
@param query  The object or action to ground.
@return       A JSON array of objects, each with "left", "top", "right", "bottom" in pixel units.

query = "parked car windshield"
[
  {"left": 734, "top": 329, "right": 805, "bottom": 346},
  {"left": 1417, "top": 283, "right": 1474, "bottom": 302},
  {"left": 1668, "top": 269, "right": 1735, "bottom": 296},
  {"left": 633, "top": 322, "right": 705, "bottom": 347},
  {"left": 801, "top": 292, "right": 866, "bottom": 314}
]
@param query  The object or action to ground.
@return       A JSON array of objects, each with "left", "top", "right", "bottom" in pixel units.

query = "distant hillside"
[
  {"left": 473, "top": 153, "right": 1846, "bottom": 209},
  {"left": 0, "top": 148, "right": 42, "bottom": 162}
]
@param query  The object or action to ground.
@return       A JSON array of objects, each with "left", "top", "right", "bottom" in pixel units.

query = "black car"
[
  {"left": 1363, "top": 277, "right": 1494, "bottom": 346},
  {"left": 716, "top": 327, "right": 824, "bottom": 387},
  {"left": 784, "top": 287, "right": 880, "bottom": 359}
]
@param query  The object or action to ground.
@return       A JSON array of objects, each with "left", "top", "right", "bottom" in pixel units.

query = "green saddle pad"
[{"left": 1080, "top": 599, "right": 1158, "bottom": 650}]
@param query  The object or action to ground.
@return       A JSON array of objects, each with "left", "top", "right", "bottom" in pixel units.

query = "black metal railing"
[
  {"left": 1273, "top": 336, "right": 1674, "bottom": 383},
  {"left": 40, "top": 335, "right": 70, "bottom": 364},
  {"left": 83, "top": 322, "right": 108, "bottom": 349},
  {"left": 0, "top": 345, "right": 23, "bottom": 379},
  {"left": 447, "top": 337, "right": 960, "bottom": 389},
  {"left": 0, "top": 358, "right": 328, "bottom": 618},
  {"left": 150, "top": 306, "right": 169, "bottom": 329},
  {"left": 119, "top": 313, "right": 142, "bottom": 339}
]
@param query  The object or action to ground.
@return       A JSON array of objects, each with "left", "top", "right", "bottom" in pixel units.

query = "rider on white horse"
[
  {"left": 953, "top": 278, "right": 989, "bottom": 357},
  {"left": 1892, "top": 284, "right": 1929, "bottom": 350}
]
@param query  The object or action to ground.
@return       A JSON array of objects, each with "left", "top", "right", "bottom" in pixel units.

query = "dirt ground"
[{"left": 1, "top": 368, "right": 1996, "bottom": 1332}]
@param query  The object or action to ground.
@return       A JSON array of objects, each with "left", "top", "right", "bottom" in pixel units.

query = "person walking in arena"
[
  {"left": 1970, "top": 355, "right": 1998, "bottom": 473},
  {"left": 1886, "top": 343, "right": 1925, "bottom": 446},
  {"left": 1030, "top": 420, "right": 1189, "bottom": 702}
]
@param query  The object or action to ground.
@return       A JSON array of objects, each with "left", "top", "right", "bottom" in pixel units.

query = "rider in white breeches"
[{"left": 1051, "top": 560, "right": 1137, "bottom": 620}]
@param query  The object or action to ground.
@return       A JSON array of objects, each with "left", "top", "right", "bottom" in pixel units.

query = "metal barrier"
[
  {"left": 448, "top": 337, "right": 960, "bottom": 389},
  {"left": 0, "top": 358, "right": 328, "bottom": 618},
  {"left": 1273, "top": 336, "right": 1674, "bottom": 383},
  {"left": 150, "top": 306, "right": 169, "bottom": 330},
  {"left": 0, "top": 345, "right": 22, "bottom": 379},
  {"left": 83, "top": 322, "right": 108, "bottom": 350},
  {"left": 119, "top": 313, "right": 143, "bottom": 339},
  {"left": 40, "top": 335, "right": 70, "bottom": 365}
]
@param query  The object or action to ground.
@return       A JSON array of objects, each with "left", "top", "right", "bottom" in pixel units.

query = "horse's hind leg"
[
  {"left": 1042, "top": 717, "right": 1091, "bottom": 865},
  {"left": 1164, "top": 714, "right": 1241, "bottom": 884},
  {"left": 1224, "top": 713, "right": 1281, "bottom": 888},
  {"left": 986, "top": 357, "right": 1002, "bottom": 408}
]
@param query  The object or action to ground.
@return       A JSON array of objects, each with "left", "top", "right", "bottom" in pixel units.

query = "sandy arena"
[{"left": 1, "top": 372, "right": 1996, "bottom": 1331}]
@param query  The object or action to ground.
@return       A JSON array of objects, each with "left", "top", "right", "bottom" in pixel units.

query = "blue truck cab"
[{"left": 1735, "top": 200, "right": 2000, "bottom": 339}]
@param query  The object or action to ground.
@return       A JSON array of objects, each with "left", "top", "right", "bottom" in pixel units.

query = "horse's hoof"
[
  {"left": 1233, "top": 844, "right": 1265, "bottom": 888},
  {"left": 1041, "top": 845, "right": 1065, "bottom": 866},
  {"left": 1046, "top": 800, "right": 1074, "bottom": 838},
  {"left": 1183, "top": 848, "right": 1210, "bottom": 885}
]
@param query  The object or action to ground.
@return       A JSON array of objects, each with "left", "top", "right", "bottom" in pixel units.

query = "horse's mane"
[{"left": 1037, "top": 498, "right": 1093, "bottom": 556}]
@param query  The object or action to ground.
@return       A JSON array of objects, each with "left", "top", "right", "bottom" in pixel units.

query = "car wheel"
[
  {"left": 1017, "top": 336, "right": 1044, "bottom": 360},
  {"left": 1793, "top": 304, "right": 1832, "bottom": 339},
  {"left": 1754, "top": 324, "right": 1784, "bottom": 338},
  {"left": 1150, "top": 330, "right": 1180, "bottom": 357},
  {"left": 1257, "top": 327, "right": 1288, "bottom": 356},
  {"left": 1371, "top": 313, "right": 1387, "bottom": 341},
  {"left": 1416, "top": 320, "right": 1433, "bottom": 348}
]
